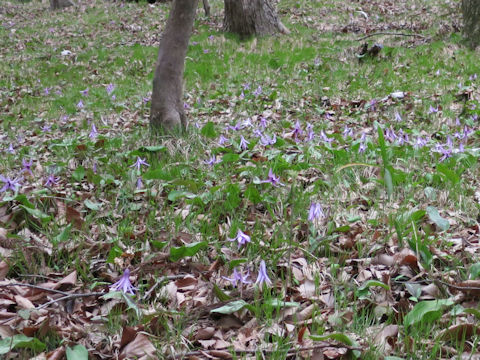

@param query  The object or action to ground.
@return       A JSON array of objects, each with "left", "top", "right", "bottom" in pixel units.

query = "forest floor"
[{"left": 1, "top": 0, "right": 480, "bottom": 359}]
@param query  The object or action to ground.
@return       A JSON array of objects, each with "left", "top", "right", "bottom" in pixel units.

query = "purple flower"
[
  {"left": 22, "top": 159, "right": 33, "bottom": 176},
  {"left": 239, "top": 135, "right": 250, "bottom": 150},
  {"left": 203, "top": 49, "right": 210, "bottom": 54},
  {"left": 204, "top": 155, "right": 219, "bottom": 166},
  {"left": 228, "top": 122, "right": 243, "bottom": 131},
  {"left": 259, "top": 116, "right": 268, "bottom": 129},
  {"left": 143, "top": 97, "right": 150, "bottom": 104},
  {"left": 222, "top": 268, "right": 251, "bottom": 288},
  {"left": 253, "top": 129, "right": 263, "bottom": 138},
  {"left": 260, "top": 133, "right": 276, "bottom": 146},
  {"left": 242, "top": 118, "right": 253, "bottom": 128},
  {"left": 130, "top": 157, "right": 149, "bottom": 171},
  {"left": 136, "top": 177, "right": 143, "bottom": 189},
  {"left": 106, "top": 83, "right": 115, "bottom": 95},
  {"left": 394, "top": 111, "right": 402, "bottom": 122},
  {"left": 385, "top": 127, "right": 396, "bottom": 143},
  {"left": 41, "top": 124, "right": 51, "bottom": 132},
  {"left": 343, "top": 126, "right": 353, "bottom": 139},
  {"left": 218, "top": 135, "right": 228, "bottom": 145},
  {"left": 44, "top": 87, "right": 51, "bottom": 95},
  {"left": 243, "top": 83, "right": 250, "bottom": 90},
  {"left": 80, "top": 88, "right": 89, "bottom": 96},
  {"left": 358, "top": 141, "right": 367, "bottom": 153},
  {"left": 0, "top": 175, "right": 22, "bottom": 193},
  {"left": 44, "top": 175, "right": 60, "bottom": 187},
  {"left": 470, "top": 74, "right": 477, "bottom": 81},
  {"left": 428, "top": 105, "right": 438, "bottom": 114},
  {"left": 239, "top": 91, "right": 245, "bottom": 99},
  {"left": 413, "top": 136, "right": 427, "bottom": 149},
  {"left": 183, "top": 102, "right": 190, "bottom": 110},
  {"left": 308, "top": 202, "right": 325, "bottom": 222},
  {"left": 253, "top": 85, "right": 262, "bottom": 97},
  {"left": 435, "top": 69, "right": 440, "bottom": 76},
  {"left": 208, "top": 35, "right": 214, "bottom": 40},
  {"left": 319, "top": 130, "right": 333, "bottom": 144},
  {"left": 255, "top": 260, "right": 272, "bottom": 287},
  {"left": 93, "top": 161, "right": 98, "bottom": 174},
  {"left": 7, "top": 144, "right": 15, "bottom": 154},
  {"left": 369, "top": 99, "right": 377, "bottom": 112},
  {"left": 77, "top": 100, "right": 84, "bottom": 109},
  {"left": 292, "top": 120, "right": 303, "bottom": 141},
  {"left": 228, "top": 229, "right": 251, "bottom": 248},
  {"left": 261, "top": 168, "right": 284, "bottom": 187},
  {"left": 89, "top": 123, "right": 98, "bottom": 139},
  {"left": 110, "top": 268, "right": 137, "bottom": 295}
]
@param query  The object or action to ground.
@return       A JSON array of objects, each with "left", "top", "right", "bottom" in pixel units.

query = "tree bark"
[
  {"left": 462, "top": 0, "right": 480, "bottom": 48},
  {"left": 50, "top": 0, "right": 74, "bottom": 10},
  {"left": 223, "top": 0, "right": 289, "bottom": 38},
  {"left": 150, "top": 0, "right": 198, "bottom": 132}
]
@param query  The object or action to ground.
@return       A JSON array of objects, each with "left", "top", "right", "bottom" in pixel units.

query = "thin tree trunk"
[
  {"left": 462, "top": 0, "right": 480, "bottom": 48},
  {"left": 223, "top": 0, "right": 289, "bottom": 37},
  {"left": 150, "top": 0, "right": 198, "bottom": 132},
  {"left": 50, "top": 0, "right": 73, "bottom": 10}
]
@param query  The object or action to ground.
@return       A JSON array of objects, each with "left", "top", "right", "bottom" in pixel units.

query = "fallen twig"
[
  {"left": 0, "top": 282, "right": 71, "bottom": 296},
  {"left": 37, "top": 292, "right": 105, "bottom": 310},
  {"left": 167, "top": 343, "right": 363, "bottom": 359},
  {"left": 356, "top": 32, "right": 427, "bottom": 41}
]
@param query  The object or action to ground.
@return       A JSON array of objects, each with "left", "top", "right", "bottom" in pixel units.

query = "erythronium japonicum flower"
[
  {"left": 0, "top": 175, "right": 22, "bottom": 193},
  {"left": 106, "top": 83, "right": 115, "bottom": 95},
  {"left": 228, "top": 229, "right": 251, "bottom": 248},
  {"left": 89, "top": 123, "right": 98, "bottom": 139},
  {"left": 239, "top": 135, "right": 249, "bottom": 150},
  {"left": 255, "top": 260, "right": 272, "bottom": 287},
  {"left": 80, "top": 88, "right": 89, "bottom": 96},
  {"left": 77, "top": 100, "right": 84, "bottom": 109},
  {"left": 261, "top": 169, "right": 284, "bottom": 187},
  {"left": 45, "top": 175, "right": 60, "bottom": 187},
  {"left": 22, "top": 159, "right": 33, "bottom": 176},
  {"left": 223, "top": 268, "right": 251, "bottom": 288},
  {"left": 130, "top": 157, "right": 149, "bottom": 171},
  {"left": 110, "top": 268, "right": 137, "bottom": 295},
  {"left": 308, "top": 202, "right": 325, "bottom": 222}
]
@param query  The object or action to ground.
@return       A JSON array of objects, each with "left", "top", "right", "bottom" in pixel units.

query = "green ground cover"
[{"left": 1, "top": 0, "right": 479, "bottom": 358}]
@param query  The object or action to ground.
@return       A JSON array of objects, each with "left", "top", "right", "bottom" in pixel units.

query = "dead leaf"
[
  {"left": 119, "top": 333, "right": 156, "bottom": 360},
  {"left": 0, "top": 261, "right": 8, "bottom": 280},
  {"left": 373, "top": 324, "right": 398, "bottom": 352}
]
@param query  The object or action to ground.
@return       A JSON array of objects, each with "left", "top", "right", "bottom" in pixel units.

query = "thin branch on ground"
[
  {"left": 0, "top": 283, "right": 72, "bottom": 296},
  {"left": 356, "top": 32, "right": 427, "bottom": 41},
  {"left": 37, "top": 292, "right": 106, "bottom": 310},
  {"left": 167, "top": 344, "right": 363, "bottom": 359}
]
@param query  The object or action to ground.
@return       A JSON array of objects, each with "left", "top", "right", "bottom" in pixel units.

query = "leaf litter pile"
[{"left": 1, "top": 0, "right": 480, "bottom": 359}]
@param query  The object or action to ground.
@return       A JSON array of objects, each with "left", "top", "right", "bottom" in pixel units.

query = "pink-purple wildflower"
[
  {"left": 22, "top": 159, "right": 33, "bottom": 176},
  {"left": 110, "top": 268, "right": 137, "bottom": 295},
  {"left": 308, "top": 202, "right": 325, "bottom": 222},
  {"left": 223, "top": 268, "right": 251, "bottom": 288},
  {"left": 0, "top": 175, "right": 22, "bottom": 193},
  {"left": 228, "top": 229, "right": 251, "bottom": 248},
  {"left": 89, "top": 123, "right": 98, "bottom": 139},
  {"left": 261, "top": 169, "right": 284, "bottom": 187},
  {"left": 239, "top": 135, "right": 250, "bottom": 150},
  {"left": 255, "top": 260, "right": 272, "bottom": 287},
  {"left": 130, "top": 157, "right": 149, "bottom": 171}
]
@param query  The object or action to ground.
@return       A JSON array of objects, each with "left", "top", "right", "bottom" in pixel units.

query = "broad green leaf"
[
  {"left": 404, "top": 299, "right": 455, "bottom": 328},
  {"left": 0, "top": 335, "right": 46, "bottom": 354},
  {"left": 228, "top": 258, "right": 248, "bottom": 269},
  {"left": 122, "top": 292, "right": 141, "bottom": 318},
  {"left": 20, "top": 205, "right": 51, "bottom": 223},
  {"left": 384, "top": 167, "right": 393, "bottom": 197},
  {"left": 201, "top": 121, "right": 218, "bottom": 138},
  {"left": 170, "top": 241, "right": 207, "bottom": 262},
  {"left": 84, "top": 199, "right": 102, "bottom": 211},
  {"left": 72, "top": 166, "right": 85, "bottom": 182},
  {"left": 143, "top": 169, "right": 171, "bottom": 180},
  {"left": 52, "top": 224, "right": 72, "bottom": 245},
  {"left": 426, "top": 206, "right": 449, "bottom": 231},
  {"left": 13, "top": 194, "right": 35, "bottom": 208},
  {"left": 358, "top": 280, "right": 390, "bottom": 291},
  {"left": 310, "top": 333, "right": 361, "bottom": 358},
  {"left": 225, "top": 183, "right": 241, "bottom": 210},
  {"left": 66, "top": 344, "right": 89, "bottom": 360},
  {"left": 222, "top": 153, "right": 240, "bottom": 163},
  {"left": 470, "top": 263, "right": 480, "bottom": 279},
  {"left": 244, "top": 184, "right": 261, "bottom": 204},
  {"left": 436, "top": 163, "right": 460, "bottom": 185},
  {"left": 106, "top": 245, "right": 124, "bottom": 264},
  {"left": 139, "top": 145, "right": 166, "bottom": 152},
  {"left": 265, "top": 299, "right": 300, "bottom": 308},
  {"left": 213, "top": 284, "right": 232, "bottom": 302},
  {"left": 167, "top": 190, "right": 196, "bottom": 202},
  {"left": 211, "top": 300, "right": 247, "bottom": 314}
]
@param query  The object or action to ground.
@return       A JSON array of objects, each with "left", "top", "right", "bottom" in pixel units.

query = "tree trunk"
[
  {"left": 462, "top": 0, "right": 480, "bottom": 48},
  {"left": 150, "top": 0, "right": 198, "bottom": 132},
  {"left": 223, "top": 0, "right": 289, "bottom": 38},
  {"left": 50, "top": 0, "right": 74, "bottom": 10}
]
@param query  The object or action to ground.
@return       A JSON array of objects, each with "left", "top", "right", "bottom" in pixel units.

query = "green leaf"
[
  {"left": 225, "top": 183, "right": 241, "bottom": 211},
  {"left": 143, "top": 169, "right": 171, "bottom": 180},
  {"left": 0, "top": 335, "right": 46, "bottom": 354},
  {"left": 213, "top": 284, "right": 232, "bottom": 302},
  {"left": 121, "top": 292, "right": 142, "bottom": 318},
  {"left": 167, "top": 190, "right": 196, "bottom": 202},
  {"left": 20, "top": 205, "right": 51, "bottom": 223},
  {"left": 170, "top": 241, "right": 207, "bottom": 262},
  {"left": 72, "top": 166, "right": 85, "bottom": 182},
  {"left": 201, "top": 121, "right": 218, "bottom": 138},
  {"left": 66, "top": 344, "right": 89, "bottom": 360},
  {"left": 139, "top": 145, "right": 166, "bottom": 152},
  {"left": 84, "top": 199, "right": 102, "bottom": 211},
  {"left": 52, "top": 224, "right": 72, "bottom": 245},
  {"left": 464, "top": 308, "right": 480, "bottom": 319},
  {"left": 265, "top": 299, "right": 300, "bottom": 308},
  {"left": 106, "top": 245, "right": 124, "bottom": 264},
  {"left": 222, "top": 153, "right": 240, "bottom": 163},
  {"left": 426, "top": 206, "right": 450, "bottom": 231},
  {"left": 211, "top": 300, "right": 248, "bottom": 314},
  {"left": 470, "top": 263, "right": 480, "bottom": 279},
  {"left": 228, "top": 258, "right": 248, "bottom": 269},
  {"left": 436, "top": 163, "right": 460, "bottom": 185},
  {"left": 404, "top": 299, "right": 455, "bottom": 328},
  {"left": 384, "top": 167, "right": 393, "bottom": 197},
  {"left": 310, "top": 333, "right": 361, "bottom": 358},
  {"left": 358, "top": 280, "right": 390, "bottom": 291},
  {"left": 244, "top": 184, "right": 261, "bottom": 204}
]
